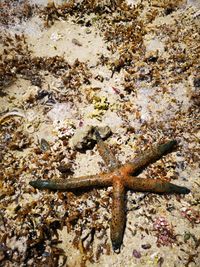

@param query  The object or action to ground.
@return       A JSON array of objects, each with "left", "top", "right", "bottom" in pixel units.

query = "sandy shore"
[{"left": 0, "top": 1, "right": 199, "bottom": 266}]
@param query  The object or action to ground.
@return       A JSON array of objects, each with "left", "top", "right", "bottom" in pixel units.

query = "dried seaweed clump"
[
  {"left": 40, "top": 0, "right": 126, "bottom": 26},
  {"left": 0, "top": 119, "right": 31, "bottom": 163},
  {"left": 1, "top": 33, "right": 93, "bottom": 96},
  {"left": 97, "top": 1, "right": 200, "bottom": 92},
  {"left": 0, "top": 34, "right": 28, "bottom": 89},
  {"left": 61, "top": 59, "right": 92, "bottom": 90},
  {"left": 0, "top": 33, "right": 69, "bottom": 86},
  {"left": 0, "top": 0, "right": 34, "bottom": 26}
]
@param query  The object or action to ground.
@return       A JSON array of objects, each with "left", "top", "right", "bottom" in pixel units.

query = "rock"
[{"left": 69, "top": 125, "right": 111, "bottom": 150}]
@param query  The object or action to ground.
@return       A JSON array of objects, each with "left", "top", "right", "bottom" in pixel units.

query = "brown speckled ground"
[{"left": 0, "top": 1, "right": 200, "bottom": 266}]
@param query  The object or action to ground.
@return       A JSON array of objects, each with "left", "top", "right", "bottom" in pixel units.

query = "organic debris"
[{"left": 0, "top": 0, "right": 199, "bottom": 266}]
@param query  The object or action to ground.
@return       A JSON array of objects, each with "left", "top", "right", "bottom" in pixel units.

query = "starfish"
[{"left": 30, "top": 129, "right": 190, "bottom": 252}]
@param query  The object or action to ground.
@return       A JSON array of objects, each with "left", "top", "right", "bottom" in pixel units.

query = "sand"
[{"left": 0, "top": 1, "right": 199, "bottom": 266}]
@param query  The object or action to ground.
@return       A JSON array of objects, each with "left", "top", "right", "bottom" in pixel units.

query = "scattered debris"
[
  {"left": 153, "top": 217, "right": 176, "bottom": 247},
  {"left": 0, "top": 0, "right": 199, "bottom": 266}
]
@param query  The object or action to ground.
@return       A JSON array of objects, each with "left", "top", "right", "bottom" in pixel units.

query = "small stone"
[
  {"left": 133, "top": 249, "right": 141, "bottom": 258},
  {"left": 184, "top": 232, "right": 191, "bottom": 242},
  {"left": 85, "top": 28, "right": 91, "bottom": 34},
  {"left": 69, "top": 125, "right": 111, "bottom": 150},
  {"left": 141, "top": 243, "right": 151, "bottom": 249},
  {"left": 194, "top": 77, "right": 200, "bottom": 88},
  {"left": 40, "top": 138, "right": 50, "bottom": 152}
]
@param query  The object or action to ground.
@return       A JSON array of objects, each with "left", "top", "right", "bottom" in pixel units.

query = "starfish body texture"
[{"left": 30, "top": 131, "right": 190, "bottom": 252}]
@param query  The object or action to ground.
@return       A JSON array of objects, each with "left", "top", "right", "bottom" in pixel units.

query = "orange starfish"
[{"left": 30, "top": 130, "right": 190, "bottom": 252}]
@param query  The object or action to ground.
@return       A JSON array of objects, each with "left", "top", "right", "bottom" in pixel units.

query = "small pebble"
[
  {"left": 141, "top": 243, "right": 151, "bottom": 249},
  {"left": 133, "top": 249, "right": 141, "bottom": 259},
  {"left": 184, "top": 232, "right": 191, "bottom": 242},
  {"left": 40, "top": 138, "right": 50, "bottom": 152}
]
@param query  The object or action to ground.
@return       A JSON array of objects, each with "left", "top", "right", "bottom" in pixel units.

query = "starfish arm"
[
  {"left": 124, "top": 176, "right": 190, "bottom": 194},
  {"left": 29, "top": 173, "right": 113, "bottom": 190},
  {"left": 110, "top": 179, "right": 126, "bottom": 252},
  {"left": 95, "top": 129, "right": 119, "bottom": 170},
  {"left": 124, "top": 140, "right": 177, "bottom": 175}
]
